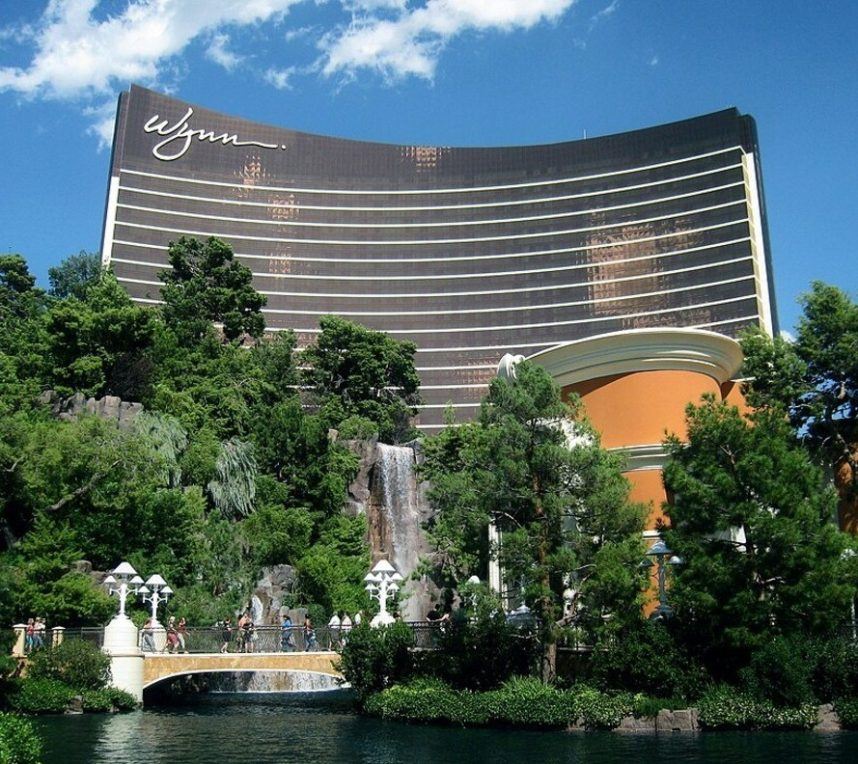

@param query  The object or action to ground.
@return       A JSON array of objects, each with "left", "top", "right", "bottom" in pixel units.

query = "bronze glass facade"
[{"left": 102, "top": 86, "right": 778, "bottom": 430}]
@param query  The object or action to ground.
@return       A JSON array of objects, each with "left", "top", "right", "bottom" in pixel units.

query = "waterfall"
[
  {"left": 369, "top": 444, "right": 431, "bottom": 621},
  {"left": 206, "top": 671, "right": 341, "bottom": 693}
]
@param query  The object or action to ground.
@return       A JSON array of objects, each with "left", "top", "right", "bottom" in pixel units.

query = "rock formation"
[{"left": 343, "top": 438, "right": 438, "bottom": 621}]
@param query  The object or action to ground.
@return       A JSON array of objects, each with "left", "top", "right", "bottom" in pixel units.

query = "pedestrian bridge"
[{"left": 142, "top": 651, "right": 343, "bottom": 690}]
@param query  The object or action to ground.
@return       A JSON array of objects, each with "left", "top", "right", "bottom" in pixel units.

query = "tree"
[
  {"left": 159, "top": 236, "right": 266, "bottom": 344},
  {"left": 301, "top": 316, "right": 420, "bottom": 443},
  {"left": 740, "top": 282, "right": 858, "bottom": 529},
  {"left": 422, "top": 361, "right": 646, "bottom": 674},
  {"left": 45, "top": 272, "right": 155, "bottom": 398},
  {"left": 48, "top": 251, "right": 101, "bottom": 299},
  {"left": 662, "top": 396, "right": 858, "bottom": 684}
]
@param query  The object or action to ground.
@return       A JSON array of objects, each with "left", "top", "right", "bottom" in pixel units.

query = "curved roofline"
[
  {"left": 527, "top": 327, "right": 744, "bottom": 386},
  {"left": 127, "top": 85, "right": 745, "bottom": 155}
]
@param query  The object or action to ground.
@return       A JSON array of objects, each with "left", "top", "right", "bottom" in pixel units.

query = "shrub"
[
  {"left": 0, "top": 712, "right": 42, "bottom": 764},
  {"left": 809, "top": 637, "right": 858, "bottom": 702},
  {"left": 697, "top": 684, "right": 816, "bottom": 731},
  {"left": 80, "top": 687, "right": 137, "bottom": 713},
  {"left": 338, "top": 622, "right": 415, "bottom": 702},
  {"left": 575, "top": 686, "right": 631, "bottom": 730},
  {"left": 834, "top": 698, "right": 858, "bottom": 729},
  {"left": 365, "top": 679, "right": 636, "bottom": 730},
  {"left": 588, "top": 620, "right": 706, "bottom": 700},
  {"left": 437, "top": 611, "right": 538, "bottom": 691},
  {"left": 27, "top": 640, "right": 110, "bottom": 691},
  {"left": 8, "top": 678, "right": 75, "bottom": 714},
  {"left": 481, "top": 677, "right": 577, "bottom": 728},
  {"left": 630, "top": 694, "right": 685, "bottom": 718},
  {"left": 740, "top": 636, "right": 814, "bottom": 707}
]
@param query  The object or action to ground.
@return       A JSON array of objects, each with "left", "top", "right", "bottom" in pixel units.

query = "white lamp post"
[
  {"left": 139, "top": 574, "right": 172, "bottom": 625},
  {"left": 103, "top": 562, "right": 144, "bottom": 618},
  {"left": 102, "top": 562, "right": 147, "bottom": 703},
  {"left": 365, "top": 560, "right": 403, "bottom": 627}
]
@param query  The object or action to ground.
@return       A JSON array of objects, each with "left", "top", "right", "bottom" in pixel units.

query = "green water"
[{"left": 31, "top": 693, "right": 858, "bottom": 763}]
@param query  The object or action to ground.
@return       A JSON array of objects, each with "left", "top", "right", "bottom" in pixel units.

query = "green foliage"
[
  {"left": 8, "top": 678, "right": 74, "bottom": 714},
  {"left": 697, "top": 685, "right": 817, "bottom": 730},
  {"left": 48, "top": 251, "right": 101, "bottom": 300},
  {"left": 160, "top": 236, "right": 266, "bottom": 344},
  {"left": 834, "top": 698, "right": 858, "bottom": 729},
  {"left": 302, "top": 316, "right": 420, "bottom": 443},
  {"left": 423, "top": 361, "right": 646, "bottom": 645},
  {"left": 296, "top": 515, "right": 371, "bottom": 615},
  {"left": 740, "top": 283, "right": 858, "bottom": 511},
  {"left": 662, "top": 396, "right": 856, "bottom": 683},
  {"left": 0, "top": 712, "right": 42, "bottom": 764},
  {"left": 589, "top": 620, "right": 706, "bottom": 700},
  {"left": 740, "top": 636, "right": 814, "bottom": 707},
  {"left": 0, "top": 244, "right": 375, "bottom": 631},
  {"left": 45, "top": 273, "right": 155, "bottom": 398},
  {"left": 242, "top": 504, "right": 313, "bottom": 568},
  {"left": 80, "top": 687, "right": 137, "bottom": 712},
  {"left": 27, "top": 640, "right": 110, "bottom": 691},
  {"left": 808, "top": 636, "right": 858, "bottom": 702},
  {"left": 436, "top": 607, "right": 538, "bottom": 691},
  {"left": 208, "top": 438, "right": 257, "bottom": 519},
  {"left": 365, "top": 679, "right": 633, "bottom": 730},
  {"left": 337, "top": 622, "right": 415, "bottom": 702}
]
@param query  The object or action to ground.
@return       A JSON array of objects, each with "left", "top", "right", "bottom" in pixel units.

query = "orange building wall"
[
  {"left": 564, "top": 369, "right": 748, "bottom": 532},
  {"left": 566, "top": 369, "right": 721, "bottom": 449},
  {"left": 624, "top": 469, "right": 670, "bottom": 529}
]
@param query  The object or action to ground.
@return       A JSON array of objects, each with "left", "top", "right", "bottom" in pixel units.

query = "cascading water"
[{"left": 368, "top": 444, "right": 433, "bottom": 621}]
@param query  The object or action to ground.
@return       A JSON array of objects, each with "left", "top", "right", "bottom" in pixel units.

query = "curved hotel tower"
[{"left": 102, "top": 86, "right": 777, "bottom": 441}]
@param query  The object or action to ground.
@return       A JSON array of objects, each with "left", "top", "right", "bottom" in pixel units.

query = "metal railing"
[{"left": 56, "top": 621, "right": 447, "bottom": 654}]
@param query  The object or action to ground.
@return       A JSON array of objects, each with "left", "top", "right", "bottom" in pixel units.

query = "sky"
[{"left": 0, "top": 0, "right": 856, "bottom": 333}]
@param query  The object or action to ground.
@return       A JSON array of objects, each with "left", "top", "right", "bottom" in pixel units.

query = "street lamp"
[
  {"left": 104, "top": 562, "right": 144, "bottom": 618},
  {"left": 365, "top": 560, "right": 403, "bottom": 627},
  {"left": 645, "top": 539, "right": 681, "bottom": 620},
  {"left": 138, "top": 574, "right": 172, "bottom": 625}
]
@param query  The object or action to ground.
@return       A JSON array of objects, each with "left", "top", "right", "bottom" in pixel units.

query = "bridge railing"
[
  {"left": 57, "top": 627, "right": 105, "bottom": 649},
  {"left": 56, "top": 621, "right": 445, "bottom": 654}
]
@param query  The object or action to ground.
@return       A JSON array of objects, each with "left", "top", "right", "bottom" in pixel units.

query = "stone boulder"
[
  {"left": 251, "top": 565, "right": 296, "bottom": 624},
  {"left": 655, "top": 708, "right": 699, "bottom": 732}
]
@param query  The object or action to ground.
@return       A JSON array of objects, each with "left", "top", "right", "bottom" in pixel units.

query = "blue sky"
[{"left": 1, "top": 0, "right": 855, "bottom": 332}]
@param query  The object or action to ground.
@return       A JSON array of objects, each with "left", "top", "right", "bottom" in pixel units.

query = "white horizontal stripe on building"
[
  {"left": 111, "top": 223, "right": 750, "bottom": 265},
  {"left": 112, "top": 199, "right": 745, "bottom": 246},
  {"left": 117, "top": 146, "right": 745, "bottom": 196},
  {"left": 116, "top": 163, "right": 744, "bottom": 213},
  {"left": 112, "top": 253, "right": 752, "bottom": 299},
  {"left": 116, "top": 182, "right": 745, "bottom": 230},
  {"left": 116, "top": 273, "right": 754, "bottom": 317},
  {"left": 119, "top": 292, "right": 755, "bottom": 334},
  {"left": 111, "top": 232, "right": 751, "bottom": 285}
]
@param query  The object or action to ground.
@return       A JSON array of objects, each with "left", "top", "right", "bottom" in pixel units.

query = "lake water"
[{"left": 32, "top": 692, "right": 858, "bottom": 763}]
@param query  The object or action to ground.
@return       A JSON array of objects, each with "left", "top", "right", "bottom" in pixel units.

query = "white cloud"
[
  {"left": 0, "top": 0, "right": 302, "bottom": 99},
  {"left": 264, "top": 66, "right": 295, "bottom": 89},
  {"left": 649, "top": 54, "right": 659, "bottom": 67},
  {"left": 0, "top": 1, "right": 584, "bottom": 143},
  {"left": 320, "top": 0, "right": 579, "bottom": 80},
  {"left": 206, "top": 33, "right": 243, "bottom": 72}
]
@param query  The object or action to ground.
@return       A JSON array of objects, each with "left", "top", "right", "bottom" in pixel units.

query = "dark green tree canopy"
[
  {"left": 423, "top": 361, "right": 645, "bottom": 644},
  {"left": 159, "top": 236, "right": 266, "bottom": 344},
  {"left": 48, "top": 251, "right": 102, "bottom": 299},
  {"left": 662, "top": 395, "right": 857, "bottom": 681},
  {"left": 302, "top": 315, "right": 421, "bottom": 443},
  {"left": 740, "top": 282, "right": 858, "bottom": 512}
]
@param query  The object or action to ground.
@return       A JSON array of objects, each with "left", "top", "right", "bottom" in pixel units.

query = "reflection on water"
[{"left": 32, "top": 693, "right": 858, "bottom": 764}]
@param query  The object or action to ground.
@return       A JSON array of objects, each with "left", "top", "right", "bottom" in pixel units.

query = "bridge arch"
[{"left": 141, "top": 652, "right": 344, "bottom": 695}]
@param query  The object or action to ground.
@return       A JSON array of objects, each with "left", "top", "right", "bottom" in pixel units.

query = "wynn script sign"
[{"left": 143, "top": 108, "right": 287, "bottom": 161}]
